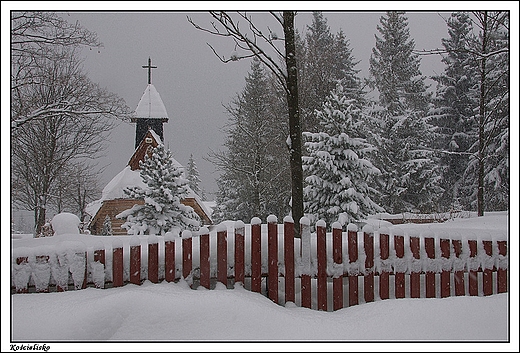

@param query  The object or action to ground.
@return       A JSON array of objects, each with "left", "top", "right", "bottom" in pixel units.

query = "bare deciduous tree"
[{"left": 188, "top": 11, "right": 304, "bottom": 235}]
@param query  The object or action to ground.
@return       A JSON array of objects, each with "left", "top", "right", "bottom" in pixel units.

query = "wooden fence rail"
[{"left": 11, "top": 217, "right": 508, "bottom": 312}]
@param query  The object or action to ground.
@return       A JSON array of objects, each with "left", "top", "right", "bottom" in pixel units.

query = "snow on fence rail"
[{"left": 11, "top": 217, "right": 508, "bottom": 311}]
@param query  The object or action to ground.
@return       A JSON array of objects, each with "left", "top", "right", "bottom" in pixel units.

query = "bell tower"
[{"left": 131, "top": 57, "right": 169, "bottom": 149}]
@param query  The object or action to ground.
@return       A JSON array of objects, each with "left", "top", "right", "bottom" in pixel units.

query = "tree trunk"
[
  {"left": 477, "top": 11, "right": 488, "bottom": 217},
  {"left": 283, "top": 11, "right": 304, "bottom": 237}
]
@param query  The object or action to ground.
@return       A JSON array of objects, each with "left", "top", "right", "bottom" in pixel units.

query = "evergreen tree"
[
  {"left": 299, "top": 12, "right": 365, "bottom": 134},
  {"left": 118, "top": 144, "right": 200, "bottom": 235},
  {"left": 369, "top": 11, "right": 431, "bottom": 114},
  {"left": 429, "top": 12, "right": 477, "bottom": 211},
  {"left": 210, "top": 58, "right": 291, "bottom": 222},
  {"left": 101, "top": 215, "right": 113, "bottom": 236},
  {"left": 186, "top": 154, "right": 204, "bottom": 199},
  {"left": 466, "top": 11, "right": 509, "bottom": 214},
  {"left": 303, "top": 84, "right": 383, "bottom": 227},
  {"left": 368, "top": 11, "right": 441, "bottom": 213}
]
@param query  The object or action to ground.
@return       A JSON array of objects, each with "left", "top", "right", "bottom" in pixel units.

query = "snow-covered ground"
[{"left": 5, "top": 212, "right": 519, "bottom": 351}]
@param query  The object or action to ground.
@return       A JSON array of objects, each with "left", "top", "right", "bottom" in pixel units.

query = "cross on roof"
[{"left": 142, "top": 57, "right": 157, "bottom": 84}]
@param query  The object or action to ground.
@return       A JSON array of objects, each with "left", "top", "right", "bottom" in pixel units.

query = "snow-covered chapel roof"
[{"left": 134, "top": 84, "right": 169, "bottom": 120}]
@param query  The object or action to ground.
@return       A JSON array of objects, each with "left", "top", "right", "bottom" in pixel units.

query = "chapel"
[{"left": 85, "top": 58, "right": 212, "bottom": 235}]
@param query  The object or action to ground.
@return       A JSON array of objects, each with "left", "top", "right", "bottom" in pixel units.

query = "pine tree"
[
  {"left": 303, "top": 84, "right": 383, "bottom": 227},
  {"left": 186, "top": 154, "right": 204, "bottom": 199},
  {"left": 101, "top": 215, "right": 113, "bottom": 236},
  {"left": 118, "top": 144, "right": 200, "bottom": 235},
  {"left": 368, "top": 11, "right": 441, "bottom": 213},
  {"left": 210, "top": 58, "right": 291, "bottom": 222}
]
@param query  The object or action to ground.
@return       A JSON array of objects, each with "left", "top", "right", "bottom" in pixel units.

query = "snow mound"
[{"left": 51, "top": 213, "right": 81, "bottom": 235}]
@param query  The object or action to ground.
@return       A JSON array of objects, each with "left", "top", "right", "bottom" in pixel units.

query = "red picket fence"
[{"left": 11, "top": 217, "right": 508, "bottom": 312}]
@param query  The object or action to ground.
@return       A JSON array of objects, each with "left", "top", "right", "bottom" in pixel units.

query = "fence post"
[
  {"left": 452, "top": 239, "right": 465, "bottom": 296},
  {"left": 425, "top": 237, "right": 436, "bottom": 298},
  {"left": 410, "top": 236, "right": 421, "bottom": 298},
  {"left": 394, "top": 234, "right": 405, "bottom": 299},
  {"left": 217, "top": 225, "right": 228, "bottom": 287},
  {"left": 267, "top": 216, "right": 279, "bottom": 304},
  {"left": 199, "top": 227, "right": 210, "bottom": 289},
  {"left": 112, "top": 239, "right": 124, "bottom": 288},
  {"left": 182, "top": 231, "right": 193, "bottom": 282},
  {"left": 164, "top": 232, "right": 176, "bottom": 283},
  {"left": 497, "top": 240, "right": 508, "bottom": 293},
  {"left": 300, "top": 217, "right": 312, "bottom": 309},
  {"left": 130, "top": 236, "right": 141, "bottom": 285},
  {"left": 440, "top": 238, "right": 451, "bottom": 298},
  {"left": 468, "top": 240, "right": 478, "bottom": 296},
  {"left": 234, "top": 221, "right": 245, "bottom": 284},
  {"left": 148, "top": 236, "right": 159, "bottom": 284},
  {"left": 14, "top": 256, "right": 30, "bottom": 293},
  {"left": 284, "top": 216, "right": 295, "bottom": 304},
  {"left": 347, "top": 224, "right": 359, "bottom": 306},
  {"left": 363, "top": 225, "right": 374, "bottom": 303},
  {"left": 251, "top": 217, "right": 262, "bottom": 293},
  {"left": 316, "top": 220, "right": 327, "bottom": 311},
  {"left": 332, "top": 223, "right": 343, "bottom": 310},
  {"left": 93, "top": 247, "right": 106, "bottom": 289},
  {"left": 82, "top": 251, "right": 88, "bottom": 289},
  {"left": 482, "top": 240, "right": 493, "bottom": 296},
  {"left": 34, "top": 254, "right": 51, "bottom": 293},
  {"left": 379, "top": 231, "right": 390, "bottom": 300}
]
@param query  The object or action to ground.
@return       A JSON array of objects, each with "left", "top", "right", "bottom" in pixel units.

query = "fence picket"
[
  {"left": 217, "top": 227, "right": 228, "bottom": 287},
  {"left": 284, "top": 218, "right": 295, "bottom": 304},
  {"left": 482, "top": 240, "right": 493, "bottom": 296},
  {"left": 148, "top": 238, "right": 159, "bottom": 284},
  {"left": 130, "top": 243, "right": 141, "bottom": 285},
  {"left": 113, "top": 246, "right": 124, "bottom": 287},
  {"left": 394, "top": 235, "right": 405, "bottom": 299},
  {"left": 497, "top": 241, "right": 507, "bottom": 293},
  {"left": 379, "top": 232, "right": 390, "bottom": 300},
  {"left": 332, "top": 224, "right": 343, "bottom": 310},
  {"left": 200, "top": 231, "right": 210, "bottom": 289},
  {"left": 440, "top": 238, "right": 451, "bottom": 298},
  {"left": 300, "top": 218, "right": 312, "bottom": 309},
  {"left": 234, "top": 222, "right": 245, "bottom": 284},
  {"left": 452, "top": 239, "right": 465, "bottom": 296},
  {"left": 348, "top": 227, "right": 358, "bottom": 306},
  {"left": 251, "top": 219, "right": 262, "bottom": 293},
  {"left": 410, "top": 237, "right": 421, "bottom": 298},
  {"left": 268, "top": 217, "right": 278, "bottom": 304},
  {"left": 364, "top": 228, "right": 374, "bottom": 303},
  {"left": 317, "top": 221, "right": 327, "bottom": 311},
  {"left": 164, "top": 238, "right": 175, "bottom": 283},
  {"left": 182, "top": 233, "right": 192, "bottom": 281},
  {"left": 468, "top": 240, "right": 478, "bottom": 296},
  {"left": 425, "top": 237, "right": 436, "bottom": 298}
]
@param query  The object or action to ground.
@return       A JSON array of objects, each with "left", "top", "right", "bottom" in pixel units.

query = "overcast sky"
[
  {"left": 4, "top": 2, "right": 517, "bottom": 208},
  {"left": 61, "top": 9, "right": 452, "bottom": 198}
]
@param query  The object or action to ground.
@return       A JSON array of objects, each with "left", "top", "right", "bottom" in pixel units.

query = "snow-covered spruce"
[{"left": 118, "top": 143, "right": 200, "bottom": 235}]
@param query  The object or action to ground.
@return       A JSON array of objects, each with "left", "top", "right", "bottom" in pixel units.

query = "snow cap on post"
[
  {"left": 347, "top": 223, "right": 358, "bottom": 232},
  {"left": 216, "top": 223, "right": 227, "bottom": 233},
  {"left": 181, "top": 230, "right": 193, "bottom": 239},
  {"left": 234, "top": 220, "right": 245, "bottom": 229},
  {"left": 362, "top": 224, "right": 374, "bottom": 234},
  {"left": 129, "top": 235, "right": 141, "bottom": 247},
  {"left": 332, "top": 221, "right": 342, "bottom": 230},
  {"left": 148, "top": 234, "right": 159, "bottom": 244},
  {"left": 197, "top": 227, "right": 210, "bottom": 236},
  {"left": 299, "top": 217, "right": 310, "bottom": 226},
  {"left": 251, "top": 217, "right": 262, "bottom": 226},
  {"left": 111, "top": 237, "right": 123, "bottom": 249},
  {"left": 267, "top": 215, "right": 278, "bottom": 224},
  {"left": 316, "top": 219, "right": 326, "bottom": 228},
  {"left": 283, "top": 215, "right": 294, "bottom": 224}
]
